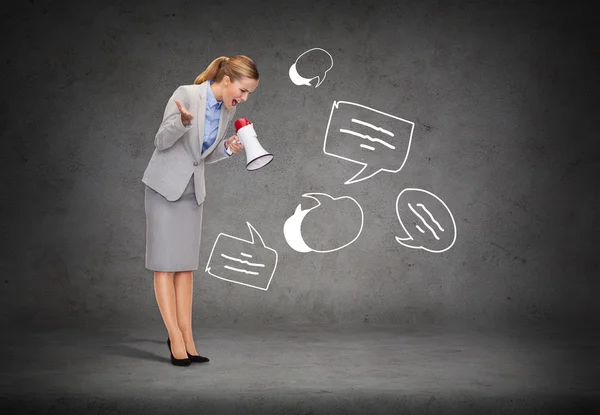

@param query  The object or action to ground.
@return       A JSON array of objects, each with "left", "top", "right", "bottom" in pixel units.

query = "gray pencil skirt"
[{"left": 145, "top": 176, "right": 203, "bottom": 272}]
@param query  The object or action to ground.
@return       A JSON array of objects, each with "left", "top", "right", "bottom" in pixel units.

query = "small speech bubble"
[
  {"left": 323, "top": 101, "right": 415, "bottom": 184},
  {"left": 206, "top": 222, "right": 278, "bottom": 291},
  {"left": 288, "top": 48, "right": 334, "bottom": 88},
  {"left": 395, "top": 188, "right": 457, "bottom": 253},
  {"left": 283, "top": 193, "right": 364, "bottom": 253}
]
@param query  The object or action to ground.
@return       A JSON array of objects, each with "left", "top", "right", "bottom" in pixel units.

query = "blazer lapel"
[
  {"left": 200, "top": 101, "right": 233, "bottom": 159},
  {"left": 196, "top": 82, "right": 208, "bottom": 153}
]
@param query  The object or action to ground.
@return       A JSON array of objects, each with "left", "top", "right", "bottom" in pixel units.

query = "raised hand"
[{"left": 174, "top": 99, "right": 194, "bottom": 126}]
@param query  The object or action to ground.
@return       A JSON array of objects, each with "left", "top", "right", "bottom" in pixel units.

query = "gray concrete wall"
[{"left": 1, "top": 0, "right": 597, "bottom": 330}]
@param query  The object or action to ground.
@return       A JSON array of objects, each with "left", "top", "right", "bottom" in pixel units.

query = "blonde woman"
[{"left": 142, "top": 55, "right": 259, "bottom": 366}]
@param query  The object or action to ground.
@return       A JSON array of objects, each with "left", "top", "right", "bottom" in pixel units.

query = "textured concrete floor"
[{"left": 0, "top": 324, "right": 598, "bottom": 414}]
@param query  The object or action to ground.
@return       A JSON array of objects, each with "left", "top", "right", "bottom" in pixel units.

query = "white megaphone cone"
[{"left": 234, "top": 118, "right": 274, "bottom": 171}]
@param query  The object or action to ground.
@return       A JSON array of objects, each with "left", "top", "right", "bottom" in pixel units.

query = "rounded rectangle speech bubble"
[
  {"left": 323, "top": 101, "right": 415, "bottom": 184},
  {"left": 205, "top": 222, "right": 278, "bottom": 291}
]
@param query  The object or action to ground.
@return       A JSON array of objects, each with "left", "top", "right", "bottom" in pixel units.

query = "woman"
[{"left": 142, "top": 55, "right": 259, "bottom": 366}]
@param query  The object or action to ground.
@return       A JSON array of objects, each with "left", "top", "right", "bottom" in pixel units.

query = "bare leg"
[
  {"left": 174, "top": 271, "right": 199, "bottom": 356},
  {"left": 154, "top": 271, "right": 187, "bottom": 359}
]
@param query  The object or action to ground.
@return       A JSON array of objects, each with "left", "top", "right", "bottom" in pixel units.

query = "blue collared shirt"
[{"left": 202, "top": 80, "right": 222, "bottom": 154}]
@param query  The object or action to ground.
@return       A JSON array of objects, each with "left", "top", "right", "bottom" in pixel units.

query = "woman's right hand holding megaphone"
[{"left": 225, "top": 135, "right": 244, "bottom": 154}]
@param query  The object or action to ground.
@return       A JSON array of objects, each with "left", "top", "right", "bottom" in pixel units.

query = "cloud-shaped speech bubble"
[
  {"left": 283, "top": 193, "right": 364, "bottom": 253},
  {"left": 206, "top": 222, "right": 278, "bottom": 291},
  {"left": 323, "top": 101, "right": 415, "bottom": 184},
  {"left": 288, "top": 48, "right": 333, "bottom": 88},
  {"left": 395, "top": 188, "right": 457, "bottom": 253}
]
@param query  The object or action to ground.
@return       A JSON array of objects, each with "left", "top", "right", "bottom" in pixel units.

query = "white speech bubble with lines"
[
  {"left": 395, "top": 188, "right": 457, "bottom": 253},
  {"left": 323, "top": 101, "right": 415, "bottom": 184},
  {"left": 206, "top": 222, "right": 278, "bottom": 291}
]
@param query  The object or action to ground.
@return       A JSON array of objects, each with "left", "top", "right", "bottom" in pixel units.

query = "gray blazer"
[{"left": 142, "top": 81, "right": 236, "bottom": 205}]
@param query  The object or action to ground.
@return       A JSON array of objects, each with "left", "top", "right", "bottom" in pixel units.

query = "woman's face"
[{"left": 221, "top": 76, "right": 259, "bottom": 109}]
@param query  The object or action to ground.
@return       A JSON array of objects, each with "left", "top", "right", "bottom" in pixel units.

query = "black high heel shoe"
[
  {"left": 187, "top": 352, "right": 210, "bottom": 363},
  {"left": 167, "top": 338, "right": 191, "bottom": 367}
]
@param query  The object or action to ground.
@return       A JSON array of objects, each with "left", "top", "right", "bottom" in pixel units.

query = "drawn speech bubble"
[
  {"left": 395, "top": 188, "right": 457, "bottom": 253},
  {"left": 283, "top": 193, "right": 364, "bottom": 253},
  {"left": 206, "top": 222, "right": 278, "bottom": 291},
  {"left": 288, "top": 48, "right": 333, "bottom": 88},
  {"left": 323, "top": 101, "right": 415, "bottom": 184}
]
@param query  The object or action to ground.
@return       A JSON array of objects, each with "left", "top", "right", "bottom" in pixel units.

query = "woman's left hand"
[{"left": 225, "top": 135, "right": 244, "bottom": 154}]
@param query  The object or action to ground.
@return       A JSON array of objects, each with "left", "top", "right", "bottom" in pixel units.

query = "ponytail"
[
  {"left": 193, "top": 55, "right": 259, "bottom": 85},
  {"left": 194, "top": 56, "right": 228, "bottom": 84}
]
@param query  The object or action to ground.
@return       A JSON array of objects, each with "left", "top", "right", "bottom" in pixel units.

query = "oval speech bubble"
[
  {"left": 283, "top": 192, "right": 364, "bottom": 253},
  {"left": 395, "top": 188, "right": 457, "bottom": 253},
  {"left": 288, "top": 48, "right": 334, "bottom": 88}
]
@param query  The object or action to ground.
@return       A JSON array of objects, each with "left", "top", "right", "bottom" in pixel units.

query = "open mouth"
[{"left": 232, "top": 99, "right": 239, "bottom": 107}]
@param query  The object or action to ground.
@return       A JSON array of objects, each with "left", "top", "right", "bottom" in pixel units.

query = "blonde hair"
[{"left": 194, "top": 55, "right": 259, "bottom": 85}]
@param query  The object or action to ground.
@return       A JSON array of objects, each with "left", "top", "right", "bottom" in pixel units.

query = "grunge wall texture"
[{"left": 1, "top": 0, "right": 598, "bottom": 332}]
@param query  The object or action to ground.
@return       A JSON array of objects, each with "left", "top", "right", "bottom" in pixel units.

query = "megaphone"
[{"left": 234, "top": 118, "right": 274, "bottom": 171}]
